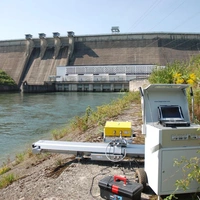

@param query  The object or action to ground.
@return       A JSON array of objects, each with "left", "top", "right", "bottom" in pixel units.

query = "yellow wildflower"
[
  {"left": 173, "top": 73, "right": 181, "bottom": 79},
  {"left": 189, "top": 73, "right": 196, "bottom": 81},
  {"left": 187, "top": 79, "right": 194, "bottom": 85},
  {"left": 176, "top": 78, "right": 184, "bottom": 84}
]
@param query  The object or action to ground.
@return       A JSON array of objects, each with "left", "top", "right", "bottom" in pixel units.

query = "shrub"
[{"left": 0, "top": 70, "right": 16, "bottom": 86}]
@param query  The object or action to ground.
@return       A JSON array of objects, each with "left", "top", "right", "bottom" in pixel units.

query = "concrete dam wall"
[
  {"left": 24, "top": 46, "right": 69, "bottom": 85},
  {"left": 0, "top": 41, "right": 27, "bottom": 87},
  {"left": 70, "top": 33, "right": 200, "bottom": 66},
  {"left": 0, "top": 34, "right": 72, "bottom": 88},
  {"left": 0, "top": 32, "right": 200, "bottom": 92}
]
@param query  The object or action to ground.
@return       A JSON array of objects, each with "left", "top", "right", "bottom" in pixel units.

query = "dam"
[{"left": 0, "top": 32, "right": 200, "bottom": 92}]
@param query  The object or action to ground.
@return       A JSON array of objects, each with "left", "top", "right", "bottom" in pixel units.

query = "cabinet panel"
[{"left": 161, "top": 148, "right": 199, "bottom": 194}]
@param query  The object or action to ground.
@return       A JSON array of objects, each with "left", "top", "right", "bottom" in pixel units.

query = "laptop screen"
[{"left": 158, "top": 105, "right": 184, "bottom": 121}]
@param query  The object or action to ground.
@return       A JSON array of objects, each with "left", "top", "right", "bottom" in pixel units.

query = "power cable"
[
  {"left": 105, "top": 140, "right": 127, "bottom": 162},
  {"left": 123, "top": 0, "right": 199, "bottom": 53},
  {"left": 129, "top": 0, "right": 162, "bottom": 31},
  {"left": 112, "top": 1, "right": 200, "bottom": 66},
  {"left": 98, "top": 1, "right": 200, "bottom": 65},
  {"left": 148, "top": 0, "right": 186, "bottom": 31},
  {"left": 89, "top": 166, "right": 111, "bottom": 199},
  {"left": 185, "top": 42, "right": 200, "bottom": 52},
  {"left": 107, "top": 0, "right": 162, "bottom": 50},
  {"left": 144, "top": 10, "right": 200, "bottom": 49},
  {"left": 172, "top": 11, "right": 200, "bottom": 32},
  {"left": 74, "top": 1, "right": 200, "bottom": 74}
]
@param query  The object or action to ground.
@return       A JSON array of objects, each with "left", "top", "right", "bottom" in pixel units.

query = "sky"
[{"left": 0, "top": 0, "right": 200, "bottom": 40}]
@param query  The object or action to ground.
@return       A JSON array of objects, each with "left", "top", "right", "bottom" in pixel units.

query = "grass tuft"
[
  {"left": 0, "top": 165, "right": 11, "bottom": 175},
  {"left": 0, "top": 173, "right": 17, "bottom": 189}
]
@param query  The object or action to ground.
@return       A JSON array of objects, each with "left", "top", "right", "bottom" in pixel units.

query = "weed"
[
  {"left": 52, "top": 127, "right": 70, "bottom": 140},
  {"left": 26, "top": 147, "right": 34, "bottom": 158},
  {"left": 0, "top": 165, "right": 11, "bottom": 175},
  {"left": 55, "top": 159, "right": 63, "bottom": 167},
  {"left": 0, "top": 173, "right": 16, "bottom": 189},
  {"left": 15, "top": 152, "right": 25, "bottom": 164}
]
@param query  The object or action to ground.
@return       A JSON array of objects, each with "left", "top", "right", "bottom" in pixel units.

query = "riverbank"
[
  {"left": 0, "top": 102, "right": 155, "bottom": 200},
  {"left": 0, "top": 99, "right": 198, "bottom": 200},
  {"left": 0, "top": 100, "right": 198, "bottom": 200}
]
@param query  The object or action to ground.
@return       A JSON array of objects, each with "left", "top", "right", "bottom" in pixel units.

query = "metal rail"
[{"left": 32, "top": 140, "right": 145, "bottom": 161}]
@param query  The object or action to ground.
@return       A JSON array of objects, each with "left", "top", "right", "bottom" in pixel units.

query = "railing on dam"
[
  {"left": 55, "top": 65, "right": 162, "bottom": 83},
  {"left": 60, "top": 65, "right": 160, "bottom": 75},
  {"left": 56, "top": 74, "right": 149, "bottom": 82}
]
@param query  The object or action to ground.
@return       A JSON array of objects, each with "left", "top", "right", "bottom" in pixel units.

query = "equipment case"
[
  {"left": 98, "top": 175, "right": 143, "bottom": 200},
  {"left": 104, "top": 121, "right": 132, "bottom": 137}
]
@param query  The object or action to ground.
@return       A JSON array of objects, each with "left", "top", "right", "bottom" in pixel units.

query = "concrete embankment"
[{"left": 0, "top": 85, "right": 19, "bottom": 92}]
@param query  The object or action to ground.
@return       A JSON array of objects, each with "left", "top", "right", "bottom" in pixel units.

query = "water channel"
[{"left": 0, "top": 92, "right": 124, "bottom": 165}]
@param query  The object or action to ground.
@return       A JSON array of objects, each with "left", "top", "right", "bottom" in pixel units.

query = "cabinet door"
[{"left": 161, "top": 148, "right": 199, "bottom": 194}]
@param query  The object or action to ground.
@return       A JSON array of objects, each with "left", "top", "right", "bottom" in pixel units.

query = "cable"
[
  {"left": 148, "top": 0, "right": 186, "bottom": 31},
  {"left": 102, "top": 0, "right": 162, "bottom": 51},
  {"left": 144, "top": 8, "right": 200, "bottom": 50},
  {"left": 89, "top": 166, "right": 111, "bottom": 199},
  {"left": 156, "top": 35, "right": 200, "bottom": 64},
  {"left": 105, "top": 139, "right": 127, "bottom": 162},
  {"left": 126, "top": 0, "right": 200, "bottom": 54},
  {"left": 70, "top": 2, "right": 200, "bottom": 79},
  {"left": 129, "top": 0, "right": 162, "bottom": 31}
]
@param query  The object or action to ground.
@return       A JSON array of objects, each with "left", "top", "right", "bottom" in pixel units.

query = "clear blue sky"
[{"left": 0, "top": 0, "right": 200, "bottom": 40}]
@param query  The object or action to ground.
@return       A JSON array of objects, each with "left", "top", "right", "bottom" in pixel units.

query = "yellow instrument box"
[{"left": 104, "top": 121, "right": 132, "bottom": 137}]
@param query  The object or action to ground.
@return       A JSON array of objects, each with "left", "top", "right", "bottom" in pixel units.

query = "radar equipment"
[
  {"left": 32, "top": 121, "right": 144, "bottom": 162},
  {"left": 32, "top": 84, "right": 200, "bottom": 199}
]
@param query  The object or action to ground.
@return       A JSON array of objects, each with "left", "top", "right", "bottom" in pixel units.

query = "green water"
[{"left": 0, "top": 92, "right": 124, "bottom": 165}]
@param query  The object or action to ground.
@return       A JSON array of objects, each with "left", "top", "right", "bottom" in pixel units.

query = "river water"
[{"left": 0, "top": 92, "right": 124, "bottom": 165}]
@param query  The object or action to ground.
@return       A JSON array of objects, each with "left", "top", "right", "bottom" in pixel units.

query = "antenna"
[{"left": 190, "top": 87, "right": 194, "bottom": 123}]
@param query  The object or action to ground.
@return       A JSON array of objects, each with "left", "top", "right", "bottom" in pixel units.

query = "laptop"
[{"left": 157, "top": 105, "right": 190, "bottom": 127}]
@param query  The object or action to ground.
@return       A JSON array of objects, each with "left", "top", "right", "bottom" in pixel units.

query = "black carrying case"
[{"left": 98, "top": 175, "right": 143, "bottom": 200}]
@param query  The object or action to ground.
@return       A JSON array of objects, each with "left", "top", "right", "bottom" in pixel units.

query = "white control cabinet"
[
  {"left": 141, "top": 84, "right": 200, "bottom": 196},
  {"left": 145, "top": 123, "right": 200, "bottom": 195}
]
